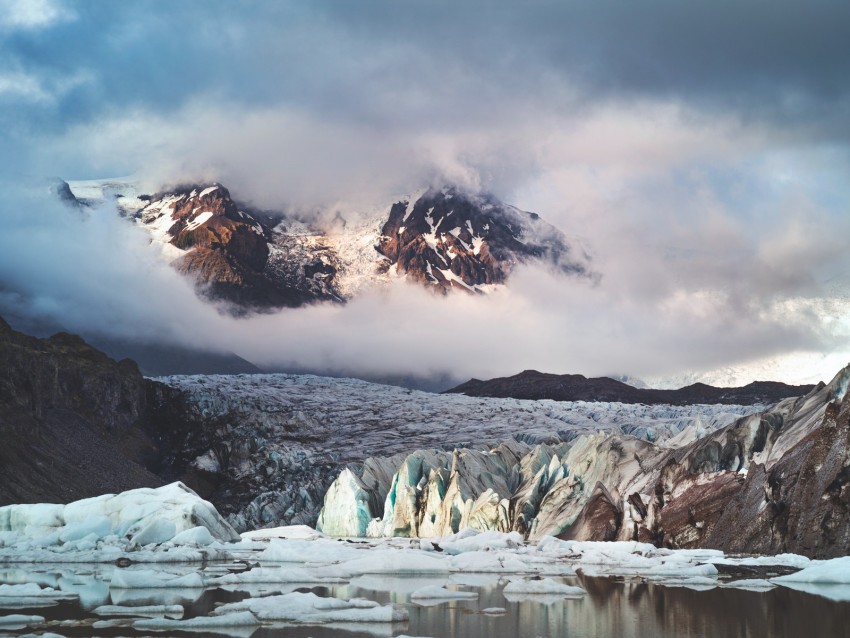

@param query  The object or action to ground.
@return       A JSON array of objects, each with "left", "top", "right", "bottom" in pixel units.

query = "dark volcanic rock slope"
[
  {"left": 0, "top": 318, "right": 162, "bottom": 504},
  {"left": 378, "top": 187, "right": 593, "bottom": 291},
  {"left": 448, "top": 369, "right": 814, "bottom": 405}
]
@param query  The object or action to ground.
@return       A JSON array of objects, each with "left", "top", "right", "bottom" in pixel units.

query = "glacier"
[
  {"left": 152, "top": 372, "right": 759, "bottom": 532},
  {"left": 315, "top": 364, "right": 850, "bottom": 554}
]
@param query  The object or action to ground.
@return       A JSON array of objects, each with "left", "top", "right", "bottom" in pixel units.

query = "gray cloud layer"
[{"left": 1, "top": 0, "right": 849, "bottom": 384}]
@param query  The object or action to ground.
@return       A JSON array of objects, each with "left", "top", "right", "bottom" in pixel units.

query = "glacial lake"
[{"left": 3, "top": 565, "right": 850, "bottom": 638}]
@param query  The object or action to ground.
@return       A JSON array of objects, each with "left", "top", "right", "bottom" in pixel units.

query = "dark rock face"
[
  {"left": 0, "top": 318, "right": 162, "bottom": 504},
  {"left": 629, "top": 370, "right": 850, "bottom": 558},
  {"left": 0, "top": 318, "right": 333, "bottom": 527},
  {"left": 702, "top": 396, "right": 850, "bottom": 557},
  {"left": 558, "top": 482, "right": 622, "bottom": 542},
  {"left": 136, "top": 184, "right": 342, "bottom": 312},
  {"left": 47, "top": 179, "right": 84, "bottom": 209},
  {"left": 378, "top": 187, "right": 593, "bottom": 292},
  {"left": 448, "top": 369, "right": 815, "bottom": 406}
]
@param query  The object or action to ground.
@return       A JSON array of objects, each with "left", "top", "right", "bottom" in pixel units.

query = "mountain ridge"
[
  {"left": 63, "top": 178, "right": 594, "bottom": 312},
  {"left": 447, "top": 368, "right": 816, "bottom": 405}
]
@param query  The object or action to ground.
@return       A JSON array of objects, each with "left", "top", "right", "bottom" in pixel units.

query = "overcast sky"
[{"left": 1, "top": 0, "right": 849, "bottom": 386}]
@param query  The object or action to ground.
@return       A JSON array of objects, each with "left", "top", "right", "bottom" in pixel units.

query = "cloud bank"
[{"left": 1, "top": 0, "right": 849, "bottom": 385}]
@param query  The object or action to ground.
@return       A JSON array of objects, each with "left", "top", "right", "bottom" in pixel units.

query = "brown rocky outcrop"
[
  {"left": 378, "top": 186, "right": 593, "bottom": 292},
  {"left": 701, "top": 395, "right": 850, "bottom": 557},
  {"left": 558, "top": 482, "right": 622, "bottom": 542},
  {"left": 137, "top": 184, "right": 341, "bottom": 312}
]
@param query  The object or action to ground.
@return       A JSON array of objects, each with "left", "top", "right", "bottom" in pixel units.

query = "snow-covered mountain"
[
  {"left": 64, "top": 179, "right": 593, "bottom": 312},
  {"left": 377, "top": 186, "right": 593, "bottom": 292}
]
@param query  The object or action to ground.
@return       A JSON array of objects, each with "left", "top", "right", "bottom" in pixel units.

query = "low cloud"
[
  {"left": 2, "top": 2, "right": 850, "bottom": 386},
  {"left": 1, "top": 169, "right": 848, "bottom": 387},
  {"left": 0, "top": 0, "right": 74, "bottom": 31}
]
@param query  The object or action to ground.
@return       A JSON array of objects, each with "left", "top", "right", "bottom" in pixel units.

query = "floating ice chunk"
[
  {"left": 482, "top": 607, "right": 507, "bottom": 614},
  {"left": 241, "top": 525, "right": 325, "bottom": 541},
  {"left": 410, "top": 585, "right": 478, "bottom": 601},
  {"left": 93, "top": 604, "right": 184, "bottom": 618},
  {"left": 327, "top": 549, "right": 450, "bottom": 577},
  {"left": 721, "top": 579, "right": 776, "bottom": 591},
  {"left": 449, "top": 573, "right": 501, "bottom": 588},
  {"left": 0, "top": 614, "right": 45, "bottom": 629},
  {"left": 772, "top": 556, "right": 850, "bottom": 584},
  {"left": 0, "top": 483, "right": 239, "bottom": 554},
  {"left": 651, "top": 576, "right": 718, "bottom": 590},
  {"left": 536, "top": 536, "right": 656, "bottom": 562},
  {"left": 0, "top": 503, "right": 64, "bottom": 530},
  {"left": 503, "top": 577, "right": 585, "bottom": 597},
  {"left": 0, "top": 583, "right": 51, "bottom": 597},
  {"left": 448, "top": 551, "right": 533, "bottom": 573},
  {"left": 215, "top": 591, "right": 409, "bottom": 623},
  {"left": 258, "top": 539, "right": 361, "bottom": 563},
  {"left": 110, "top": 569, "right": 204, "bottom": 589},
  {"left": 110, "top": 586, "right": 204, "bottom": 608},
  {"left": 0, "top": 583, "right": 78, "bottom": 609},
  {"left": 58, "top": 517, "right": 112, "bottom": 543},
  {"left": 642, "top": 562, "right": 719, "bottom": 577},
  {"left": 134, "top": 610, "right": 259, "bottom": 633},
  {"left": 212, "top": 566, "right": 342, "bottom": 585},
  {"left": 434, "top": 530, "right": 524, "bottom": 555},
  {"left": 350, "top": 575, "right": 449, "bottom": 594},
  {"left": 711, "top": 553, "right": 811, "bottom": 569}
]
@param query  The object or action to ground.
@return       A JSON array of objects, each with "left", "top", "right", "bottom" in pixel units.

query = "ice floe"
[
  {"left": 92, "top": 603, "right": 184, "bottom": 618},
  {"left": 134, "top": 610, "right": 259, "bottom": 632},
  {"left": 772, "top": 556, "right": 850, "bottom": 584},
  {"left": 0, "top": 582, "right": 78, "bottom": 609},
  {"left": 214, "top": 591, "right": 409, "bottom": 624},
  {"left": 0, "top": 483, "right": 238, "bottom": 564},
  {"left": 110, "top": 568, "right": 205, "bottom": 589},
  {"left": 410, "top": 585, "right": 478, "bottom": 601},
  {"left": 503, "top": 577, "right": 585, "bottom": 598},
  {"left": 0, "top": 613, "right": 44, "bottom": 630}
]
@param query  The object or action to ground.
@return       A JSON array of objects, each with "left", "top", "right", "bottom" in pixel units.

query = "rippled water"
[{"left": 3, "top": 566, "right": 850, "bottom": 638}]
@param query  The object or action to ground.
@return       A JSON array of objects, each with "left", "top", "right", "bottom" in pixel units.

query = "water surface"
[{"left": 3, "top": 566, "right": 849, "bottom": 638}]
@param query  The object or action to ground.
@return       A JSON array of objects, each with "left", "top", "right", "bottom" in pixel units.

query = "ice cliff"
[
  {"left": 317, "top": 364, "right": 850, "bottom": 558},
  {"left": 150, "top": 373, "right": 756, "bottom": 533}
]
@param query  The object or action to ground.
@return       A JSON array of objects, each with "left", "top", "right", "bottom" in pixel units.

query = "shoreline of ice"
[{"left": 2, "top": 486, "right": 850, "bottom": 636}]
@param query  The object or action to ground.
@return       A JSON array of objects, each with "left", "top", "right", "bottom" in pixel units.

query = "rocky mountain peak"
[
  {"left": 378, "top": 186, "right": 593, "bottom": 292},
  {"left": 133, "top": 183, "right": 341, "bottom": 312},
  {"left": 63, "top": 178, "right": 597, "bottom": 312}
]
